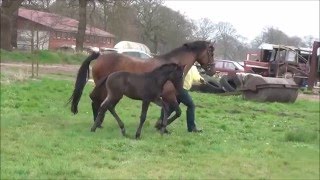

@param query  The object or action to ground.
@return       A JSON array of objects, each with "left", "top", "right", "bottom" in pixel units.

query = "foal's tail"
[{"left": 68, "top": 52, "right": 100, "bottom": 114}]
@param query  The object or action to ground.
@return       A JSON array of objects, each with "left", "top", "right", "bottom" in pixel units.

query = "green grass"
[
  {"left": 1, "top": 75, "right": 319, "bottom": 179},
  {"left": 0, "top": 49, "right": 87, "bottom": 64}
]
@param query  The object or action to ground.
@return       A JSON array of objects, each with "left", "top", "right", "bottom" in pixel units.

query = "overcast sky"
[{"left": 164, "top": 1, "right": 319, "bottom": 42}]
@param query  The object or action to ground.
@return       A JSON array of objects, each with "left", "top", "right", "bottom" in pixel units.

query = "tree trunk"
[
  {"left": 0, "top": 0, "right": 24, "bottom": 51},
  {"left": 11, "top": 9, "right": 19, "bottom": 49},
  {"left": 76, "top": 0, "right": 87, "bottom": 52},
  {"left": 153, "top": 34, "right": 158, "bottom": 54},
  {"left": 103, "top": 3, "right": 108, "bottom": 31}
]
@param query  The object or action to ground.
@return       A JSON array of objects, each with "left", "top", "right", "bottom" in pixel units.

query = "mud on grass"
[{"left": 1, "top": 76, "right": 319, "bottom": 179}]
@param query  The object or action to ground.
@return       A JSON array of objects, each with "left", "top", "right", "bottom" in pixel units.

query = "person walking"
[{"left": 155, "top": 65, "right": 205, "bottom": 133}]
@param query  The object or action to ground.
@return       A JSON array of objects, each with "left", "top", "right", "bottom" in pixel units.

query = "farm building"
[{"left": 16, "top": 8, "right": 115, "bottom": 51}]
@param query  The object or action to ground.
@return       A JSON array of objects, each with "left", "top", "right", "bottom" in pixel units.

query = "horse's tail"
[{"left": 68, "top": 51, "right": 100, "bottom": 114}]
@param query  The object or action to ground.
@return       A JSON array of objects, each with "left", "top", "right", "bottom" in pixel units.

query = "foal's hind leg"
[
  {"left": 108, "top": 105, "right": 126, "bottom": 136},
  {"left": 91, "top": 98, "right": 110, "bottom": 132},
  {"left": 135, "top": 101, "right": 150, "bottom": 139}
]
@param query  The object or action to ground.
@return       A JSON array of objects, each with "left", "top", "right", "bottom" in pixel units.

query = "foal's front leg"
[{"left": 135, "top": 101, "right": 150, "bottom": 139}]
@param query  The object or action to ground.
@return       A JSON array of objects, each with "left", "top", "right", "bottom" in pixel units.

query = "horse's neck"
[{"left": 158, "top": 52, "right": 196, "bottom": 67}]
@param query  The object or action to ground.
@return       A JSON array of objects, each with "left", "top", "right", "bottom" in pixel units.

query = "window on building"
[
  {"left": 51, "top": 32, "right": 56, "bottom": 39},
  {"left": 56, "top": 32, "right": 62, "bottom": 39},
  {"left": 61, "top": 32, "right": 65, "bottom": 39}
]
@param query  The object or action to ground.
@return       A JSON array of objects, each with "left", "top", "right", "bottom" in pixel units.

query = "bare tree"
[
  {"left": 251, "top": 26, "right": 314, "bottom": 48},
  {"left": 214, "top": 22, "right": 248, "bottom": 60},
  {"left": 1, "top": 0, "right": 24, "bottom": 51},
  {"left": 251, "top": 26, "right": 289, "bottom": 47},
  {"left": 302, "top": 35, "right": 317, "bottom": 48},
  {"left": 76, "top": 0, "right": 87, "bottom": 52},
  {"left": 134, "top": 0, "right": 163, "bottom": 53},
  {"left": 194, "top": 18, "right": 215, "bottom": 40}
]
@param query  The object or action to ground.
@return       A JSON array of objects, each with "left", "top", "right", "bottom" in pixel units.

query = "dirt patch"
[
  {"left": 1, "top": 62, "right": 319, "bottom": 102},
  {"left": 1, "top": 62, "right": 80, "bottom": 75},
  {"left": 297, "top": 93, "right": 319, "bottom": 102}
]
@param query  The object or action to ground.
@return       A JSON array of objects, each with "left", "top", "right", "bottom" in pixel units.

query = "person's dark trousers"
[{"left": 160, "top": 88, "right": 196, "bottom": 132}]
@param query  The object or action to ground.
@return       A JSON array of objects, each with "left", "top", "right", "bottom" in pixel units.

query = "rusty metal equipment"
[
  {"left": 241, "top": 74, "right": 299, "bottom": 102},
  {"left": 307, "top": 41, "right": 320, "bottom": 90}
]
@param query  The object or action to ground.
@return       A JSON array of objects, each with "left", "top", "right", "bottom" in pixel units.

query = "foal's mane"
[
  {"left": 149, "top": 63, "right": 178, "bottom": 74},
  {"left": 156, "top": 41, "right": 209, "bottom": 61}
]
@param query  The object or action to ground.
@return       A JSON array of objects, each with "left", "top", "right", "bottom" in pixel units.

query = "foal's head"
[
  {"left": 183, "top": 40, "right": 216, "bottom": 76},
  {"left": 155, "top": 63, "right": 184, "bottom": 91}
]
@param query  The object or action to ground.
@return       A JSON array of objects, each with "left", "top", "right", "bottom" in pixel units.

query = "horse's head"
[{"left": 184, "top": 40, "right": 216, "bottom": 76}]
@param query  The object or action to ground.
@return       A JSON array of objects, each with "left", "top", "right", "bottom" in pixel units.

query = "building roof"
[{"left": 18, "top": 8, "right": 115, "bottom": 38}]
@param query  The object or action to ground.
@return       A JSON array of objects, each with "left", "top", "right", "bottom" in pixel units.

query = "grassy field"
[
  {"left": 0, "top": 49, "right": 87, "bottom": 64},
  {"left": 1, "top": 72, "right": 319, "bottom": 179}
]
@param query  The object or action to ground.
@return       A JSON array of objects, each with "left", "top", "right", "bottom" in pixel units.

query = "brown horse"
[
  {"left": 90, "top": 63, "right": 184, "bottom": 139},
  {"left": 69, "top": 40, "right": 215, "bottom": 130}
]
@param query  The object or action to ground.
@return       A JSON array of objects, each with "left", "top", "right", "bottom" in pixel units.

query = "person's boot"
[{"left": 189, "top": 126, "right": 203, "bottom": 133}]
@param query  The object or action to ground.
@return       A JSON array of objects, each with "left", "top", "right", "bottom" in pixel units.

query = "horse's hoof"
[
  {"left": 154, "top": 121, "right": 162, "bottom": 129},
  {"left": 121, "top": 129, "right": 126, "bottom": 136},
  {"left": 163, "top": 129, "right": 171, "bottom": 134},
  {"left": 159, "top": 128, "right": 170, "bottom": 134},
  {"left": 97, "top": 125, "right": 103, "bottom": 129},
  {"left": 135, "top": 134, "right": 141, "bottom": 139},
  {"left": 90, "top": 128, "right": 96, "bottom": 132}
]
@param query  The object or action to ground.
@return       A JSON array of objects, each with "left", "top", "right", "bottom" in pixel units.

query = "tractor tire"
[
  {"left": 278, "top": 66, "right": 303, "bottom": 86},
  {"left": 220, "top": 75, "right": 242, "bottom": 92},
  {"left": 190, "top": 79, "right": 225, "bottom": 93}
]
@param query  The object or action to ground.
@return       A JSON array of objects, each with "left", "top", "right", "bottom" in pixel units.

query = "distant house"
[{"left": 17, "top": 8, "right": 115, "bottom": 51}]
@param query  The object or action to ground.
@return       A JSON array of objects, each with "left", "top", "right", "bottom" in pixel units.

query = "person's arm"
[{"left": 192, "top": 66, "right": 206, "bottom": 84}]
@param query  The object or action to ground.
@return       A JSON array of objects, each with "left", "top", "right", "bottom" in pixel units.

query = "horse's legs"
[
  {"left": 166, "top": 102, "right": 181, "bottom": 126},
  {"left": 155, "top": 101, "right": 181, "bottom": 131},
  {"left": 108, "top": 105, "right": 126, "bottom": 137},
  {"left": 99, "top": 95, "right": 126, "bottom": 136},
  {"left": 135, "top": 101, "right": 150, "bottom": 139},
  {"left": 160, "top": 101, "right": 170, "bottom": 135},
  {"left": 91, "top": 100, "right": 103, "bottom": 127},
  {"left": 90, "top": 86, "right": 107, "bottom": 128},
  {"left": 90, "top": 97, "right": 111, "bottom": 132}
]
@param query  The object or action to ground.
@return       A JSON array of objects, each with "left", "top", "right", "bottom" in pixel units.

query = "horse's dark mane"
[
  {"left": 149, "top": 63, "right": 177, "bottom": 74},
  {"left": 157, "top": 41, "right": 209, "bottom": 60}
]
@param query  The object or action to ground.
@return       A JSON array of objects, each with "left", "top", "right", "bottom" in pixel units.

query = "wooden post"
[
  {"left": 307, "top": 41, "right": 320, "bottom": 90},
  {"left": 31, "top": 27, "right": 34, "bottom": 78},
  {"left": 36, "top": 30, "right": 39, "bottom": 77}
]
